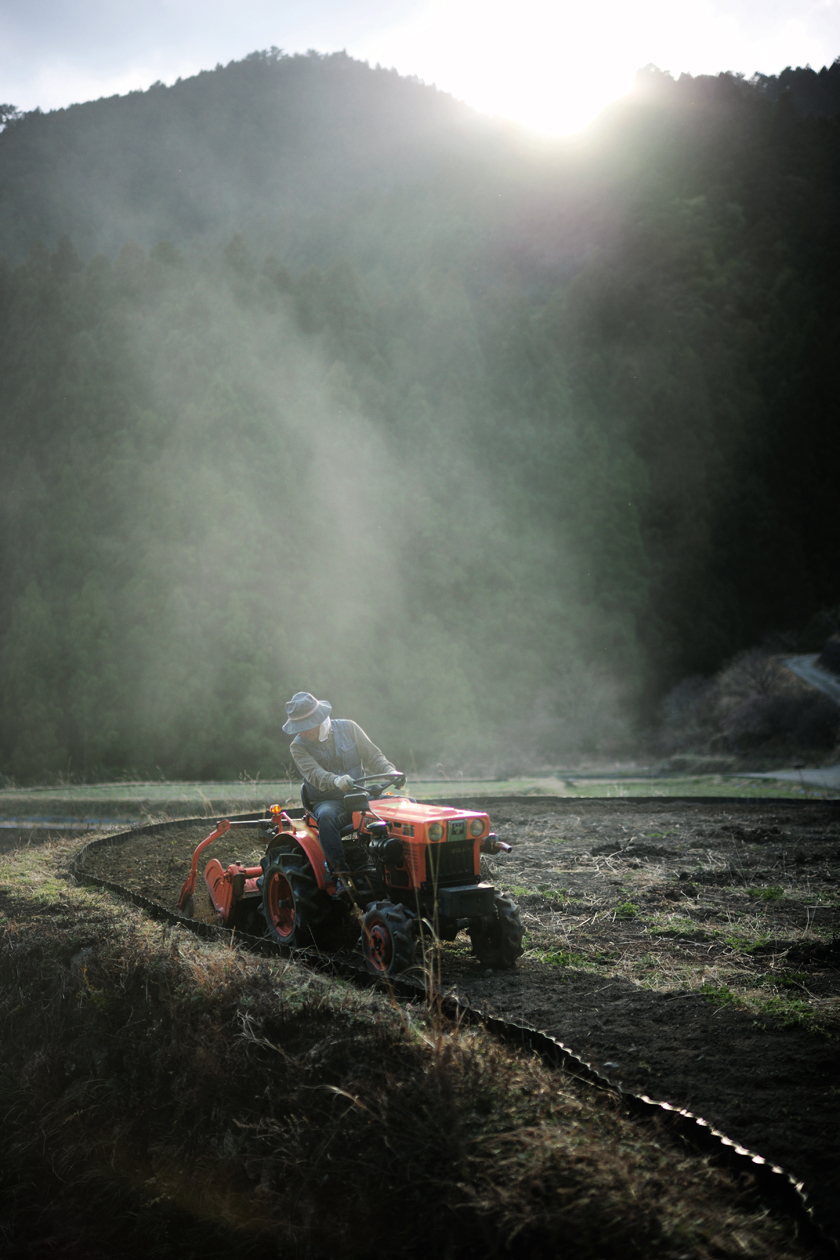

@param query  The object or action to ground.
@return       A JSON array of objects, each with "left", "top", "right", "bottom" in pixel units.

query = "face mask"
[{"left": 318, "top": 715, "right": 332, "bottom": 741}]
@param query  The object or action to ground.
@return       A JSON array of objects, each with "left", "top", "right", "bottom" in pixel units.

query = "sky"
[{"left": 1, "top": 0, "right": 839, "bottom": 135}]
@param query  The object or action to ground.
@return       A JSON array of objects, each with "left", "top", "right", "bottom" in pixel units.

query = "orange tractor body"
[{"left": 177, "top": 776, "right": 524, "bottom": 975}]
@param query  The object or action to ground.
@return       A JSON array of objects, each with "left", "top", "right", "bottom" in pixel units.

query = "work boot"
[{"left": 331, "top": 872, "right": 353, "bottom": 901}]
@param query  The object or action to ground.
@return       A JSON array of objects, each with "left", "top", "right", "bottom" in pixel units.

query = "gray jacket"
[{"left": 290, "top": 720, "right": 395, "bottom": 796}]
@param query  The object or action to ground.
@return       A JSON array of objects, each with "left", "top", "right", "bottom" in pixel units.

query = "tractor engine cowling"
[{"left": 369, "top": 798, "right": 492, "bottom": 894}]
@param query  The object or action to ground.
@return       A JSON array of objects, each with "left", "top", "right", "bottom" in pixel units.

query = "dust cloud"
[{"left": 111, "top": 250, "right": 630, "bottom": 780}]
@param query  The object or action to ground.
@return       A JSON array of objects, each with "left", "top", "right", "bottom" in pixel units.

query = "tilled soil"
[{"left": 79, "top": 796, "right": 840, "bottom": 1245}]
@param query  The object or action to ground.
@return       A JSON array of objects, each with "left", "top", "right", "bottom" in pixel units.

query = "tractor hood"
[{"left": 371, "top": 797, "right": 488, "bottom": 826}]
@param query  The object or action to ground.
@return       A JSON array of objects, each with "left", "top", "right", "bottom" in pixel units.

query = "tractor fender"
[{"left": 289, "top": 831, "right": 330, "bottom": 891}]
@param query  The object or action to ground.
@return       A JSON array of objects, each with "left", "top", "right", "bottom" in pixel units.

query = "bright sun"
[
  {"left": 420, "top": 0, "right": 642, "bottom": 134},
  {"left": 360, "top": 0, "right": 838, "bottom": 136}
]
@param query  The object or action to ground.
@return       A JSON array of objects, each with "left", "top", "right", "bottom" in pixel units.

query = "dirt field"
[{"left": 79, "top": 795, "right": 840, "bottom": 1245}]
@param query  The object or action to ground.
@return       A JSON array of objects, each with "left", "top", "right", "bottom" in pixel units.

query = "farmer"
[{"left": 283, "top": 691, "right": 403, "bottom": 894}]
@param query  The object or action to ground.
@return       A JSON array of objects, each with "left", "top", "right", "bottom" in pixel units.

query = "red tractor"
[{"left": 177, "top": 774, "right": 524, "bottom": 976}]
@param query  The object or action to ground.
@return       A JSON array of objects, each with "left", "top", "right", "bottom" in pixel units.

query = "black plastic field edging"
[{"left": 70, "top": 802, "right": 839, "bottom": 1256}]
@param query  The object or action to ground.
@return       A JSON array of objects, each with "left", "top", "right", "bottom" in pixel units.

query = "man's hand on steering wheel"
[{"left": 353, "top": 771, "right": 406, "bottom": 797}]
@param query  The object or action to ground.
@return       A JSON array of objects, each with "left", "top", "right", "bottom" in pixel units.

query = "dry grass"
[{"left": 0, "top": 837, "right": 820, "bottom": 1259}]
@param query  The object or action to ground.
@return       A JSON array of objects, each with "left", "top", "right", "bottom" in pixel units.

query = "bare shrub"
[
  {"left": 659, "top": 648, "right": 840, "bottom": 760},
  {"left": 722, "top": 692, "right": 840, "bottom": 751}
]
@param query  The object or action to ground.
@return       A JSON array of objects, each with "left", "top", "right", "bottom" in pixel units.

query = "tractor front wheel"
[
  {"left": 262, "top": 851, "right": 325, "bottom": 947},
  {"left": 469, "top": 893, "right": 524, "bottom": 969},
  {"left": 361, "top": 901, "right": 417, "bottom": 976}
]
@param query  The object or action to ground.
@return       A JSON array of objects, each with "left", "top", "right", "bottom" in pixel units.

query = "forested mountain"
[
  {"left": 0, "top": 50, "right": 509, "bottom": 265},
  {"left": 753, "top": 59, "right": 840, "bottom": 118},
  {"left": 0, "top": 52, "right": 838, "bottom": 781}
]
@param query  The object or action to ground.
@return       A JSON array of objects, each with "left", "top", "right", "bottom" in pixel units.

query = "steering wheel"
[{"left": 353, "top": 771, "right": 406, "bottom": 797}]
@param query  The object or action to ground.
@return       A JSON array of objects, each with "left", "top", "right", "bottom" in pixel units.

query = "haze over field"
[{"left": 0, "top": 49, "right": 839, "bottom": 782}]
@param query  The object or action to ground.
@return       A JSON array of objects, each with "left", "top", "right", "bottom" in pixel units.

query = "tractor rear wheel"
[
  {"left": 262, "top": 850, "right": 326, "bottom": 947},
  {"left": 469, "top": 893, "right": 524, "bottom": 969},
  {"left": 361, "top": 901, "right": 417, "bottom": 976}
]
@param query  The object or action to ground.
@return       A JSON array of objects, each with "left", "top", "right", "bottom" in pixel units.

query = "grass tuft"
[
  {"left": 530, "top": 947, "right": 593, "bottom": 969},
  {"left": 700, "top": 983, "right": 743, "bottom": 1008}
]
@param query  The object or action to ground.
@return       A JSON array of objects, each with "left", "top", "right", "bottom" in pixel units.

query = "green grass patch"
[
  {"left": 722, "top": 931, "right": 773, "bottom": 954},
  {"left": 645, "top": 915, "right": 702, "bottom": 937},
  {"left": 506, "top": 884, "right": 578, "bottom": 907},
  {"left": 531, "top": 948, "right": 593, "bottom": 969},
  {"left": 747, "top": 886, "right": 784, "bottom": 902},
  {"left": 753, "top": 995, "right": 820, "bottom": 1030},
  {"left": 614, "top": 901, "right": 640, "bottom": 920},
  {"left": 755, "top": 972, "right": 808, "bottom": 991},
  {"left": 631, "top": 952, "right": 663, "bottom": 972},
  {"left": 699, "top": 983, "right": 743, "bottom": 1008}
]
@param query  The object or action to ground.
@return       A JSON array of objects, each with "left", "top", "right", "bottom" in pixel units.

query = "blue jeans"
[{"left": 312, "top": 798, "right": 351, "bottom": 872}]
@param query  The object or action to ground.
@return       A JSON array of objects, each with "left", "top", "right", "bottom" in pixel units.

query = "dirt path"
[
  {"left": 785, "top": 654, "right": 840, "bottom": 707},
  {"left": 79, "top": 796, "right": 840, "bottom": 1244}
]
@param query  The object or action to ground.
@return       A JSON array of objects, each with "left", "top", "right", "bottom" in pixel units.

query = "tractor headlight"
[
  {"left": 427, "top": 822, "right": 445, "bottom": 841},
  {"left": 469, "top": 818, "right": 485, "bottom": 838}
]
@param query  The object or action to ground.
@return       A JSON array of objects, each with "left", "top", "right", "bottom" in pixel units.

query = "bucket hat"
[{"left": 283, "top": 691, "right": 332, "bottom": 735}]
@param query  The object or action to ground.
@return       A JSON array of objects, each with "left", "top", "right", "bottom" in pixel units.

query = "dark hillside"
[
  {"left": 551, "top": 69, "right": 840, "bottom": 672},
  {"left": 0, "top": 54, "right": 839, "bottom": 781},
  {"left": 0, "top": 49, "right": 516, "bottom": 264}
]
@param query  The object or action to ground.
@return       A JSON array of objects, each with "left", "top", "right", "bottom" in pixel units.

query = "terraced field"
[{"left": 79, "top": 793, "right": 840, "bottom": 1245}]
